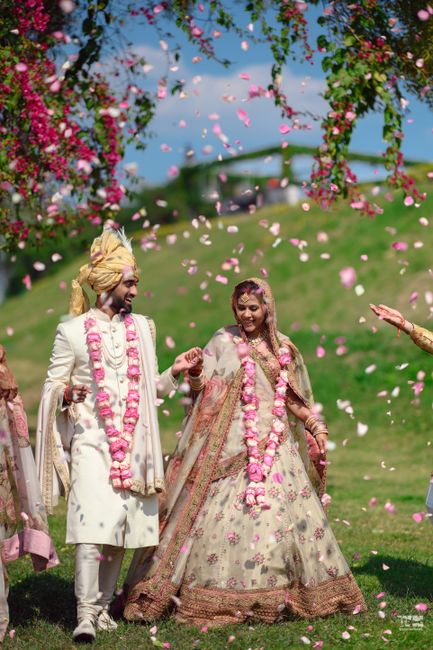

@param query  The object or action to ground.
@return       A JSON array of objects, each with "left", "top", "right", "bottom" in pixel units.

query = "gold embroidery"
[
  {"left": 189, "top": 429, "right": 289, "bottom": 482},
  {"left": 130, "top": 478, "right": 165, "bottom": 496},
  {"left": 175, "top": 574, "right": 366, "bottom": 626},
  {"left": 124, "top": 369, "right": 244, "bottom": 621},
  {"left": 42, "top": 385, "right": 71, "bottom": 513}
]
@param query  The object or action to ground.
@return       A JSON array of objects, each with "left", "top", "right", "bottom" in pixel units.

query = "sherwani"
[{"left": 36, "top": 308, "right": 177, "bottom": 549}]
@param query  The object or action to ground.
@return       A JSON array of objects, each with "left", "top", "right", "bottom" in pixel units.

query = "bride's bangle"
[
  {"left": 305, "top": 414, "right": 328, "bottom": 437},
  {"left": 188, "top": 371, "right": 205, "bottom": 392}
]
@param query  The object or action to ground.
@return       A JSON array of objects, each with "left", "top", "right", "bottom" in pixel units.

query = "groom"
[{"left": 36, "top": 228, "right": 199, "bottom": 642}]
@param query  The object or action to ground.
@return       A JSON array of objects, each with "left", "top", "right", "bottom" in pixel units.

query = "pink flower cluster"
[
  {"left": 239, "top": 344, "right": 291, "bottom": 509},
  {"left": 85, "top": 314, "right": 141, "bottom": 490}
]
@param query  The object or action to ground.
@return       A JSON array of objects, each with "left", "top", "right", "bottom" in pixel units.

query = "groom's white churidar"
[{"left": 36, "top": 229, "right": 193, "bottom": 642}]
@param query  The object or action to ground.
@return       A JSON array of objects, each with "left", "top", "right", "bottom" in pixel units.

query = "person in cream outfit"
[{"left": 36, "top": 228, "right": 201, "bottom": 642}]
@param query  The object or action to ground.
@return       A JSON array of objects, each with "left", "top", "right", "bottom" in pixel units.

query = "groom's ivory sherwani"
[{"left": 36, "top": 308, "right": 176, "bottom": 549}]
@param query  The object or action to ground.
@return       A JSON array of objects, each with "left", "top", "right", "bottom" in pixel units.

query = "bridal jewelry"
[{"left": 247, "top": 333, "right": 266, "bottom": 347}]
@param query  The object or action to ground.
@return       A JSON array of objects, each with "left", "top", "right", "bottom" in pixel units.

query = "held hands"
[
  {"left": 64, "top": 384, "right": 91, "bottom": 404},
  {"left": 369, "top": 303, "right": 412, "bottom": 334},
  {"left": 171, "top": 347, "right": 203, "bottom": 378}
]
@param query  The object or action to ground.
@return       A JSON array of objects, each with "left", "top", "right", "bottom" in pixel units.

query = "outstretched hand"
[
  {"left": 172, "top": 347, "right": 203, "bottom": 378},
  {"left": 369, "top": 303, "right": 411, "bottom": 334}
]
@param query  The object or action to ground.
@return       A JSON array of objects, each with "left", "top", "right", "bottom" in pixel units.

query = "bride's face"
[{"left": 235, "top": 294, "right": 267, "bottom": 337}]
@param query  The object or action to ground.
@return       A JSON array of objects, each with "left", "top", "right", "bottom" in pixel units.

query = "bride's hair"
[{"left": 232, "top": 280, "right": 265, "bottom": 303}]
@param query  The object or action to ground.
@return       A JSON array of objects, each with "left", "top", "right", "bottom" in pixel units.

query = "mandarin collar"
[{"left": 88, "top": 307, "right": 125, "bottom": 323}]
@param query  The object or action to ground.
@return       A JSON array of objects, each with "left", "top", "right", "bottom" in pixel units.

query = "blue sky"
[{"left": 116, "top": 5, "right": 433, "bottom": 187}]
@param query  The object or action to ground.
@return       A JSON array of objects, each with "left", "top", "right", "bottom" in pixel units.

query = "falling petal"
[{"left": 339, "top": 267, "right": 357, "bottom": 289}]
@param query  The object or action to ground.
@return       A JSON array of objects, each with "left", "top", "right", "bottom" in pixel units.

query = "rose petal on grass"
[{"left": 415, "top": 602, "right": 429, "bottom": 612}]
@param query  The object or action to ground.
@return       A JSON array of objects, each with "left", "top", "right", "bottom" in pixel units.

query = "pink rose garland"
[
  {"left": 85, "top": 314, "right": 141, "bottom": 491},
  {"left": 238, "top": 343, "right": 291, "bottom": 509}
]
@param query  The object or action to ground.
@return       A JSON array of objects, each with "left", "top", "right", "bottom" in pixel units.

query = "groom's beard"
[{"left": 111, "top": 295, "right": 133, "bottom": 314}]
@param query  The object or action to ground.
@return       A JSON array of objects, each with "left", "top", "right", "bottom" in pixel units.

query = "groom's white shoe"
[
  {"left": 97, "top": 608, "right": 118, "bottom": 631},
  {"left": 72, "top": 617, "right": 96, "bottom": 643}
]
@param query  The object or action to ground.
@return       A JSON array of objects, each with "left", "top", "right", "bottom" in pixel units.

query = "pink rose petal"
[
  {"left": 415, "top": 602, "right": 429, "bottom": 612},
  {"left": 339, "top": 267, "right": 357, "bottom": 289}
]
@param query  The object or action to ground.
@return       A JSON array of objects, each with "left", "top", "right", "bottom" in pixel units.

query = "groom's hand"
[
  {"left": 171, "top": 348, "right": 203, "bottom": 378},
  {"left": 64, "top": 384, "right": 91, "bottom": 404}
]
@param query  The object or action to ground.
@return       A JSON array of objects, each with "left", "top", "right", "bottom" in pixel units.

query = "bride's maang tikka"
[{"left": 239, "top": 292, "right": 251, "bottom": 305}]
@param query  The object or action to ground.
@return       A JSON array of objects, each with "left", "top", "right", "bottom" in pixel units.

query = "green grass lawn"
[{"left": 1, "top": 190, "right": 433, "bottom": 647}]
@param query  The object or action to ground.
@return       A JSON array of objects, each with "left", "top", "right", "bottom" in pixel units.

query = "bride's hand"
[
  {"left": 172, "top": 347, "right": 203, "bottom": 377},
  {"left": 185, "top": 347, "right": 203, "bottom": 369},
  {"left": 369, "top": 303, "right": 412, "bottom": 333},
  {"left": 315, "top": 433, "right": 328, "bottom": 455}
]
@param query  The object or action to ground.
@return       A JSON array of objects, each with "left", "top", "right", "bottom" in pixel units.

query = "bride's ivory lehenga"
[{"left": 123, "top": 280, "right": 366, "bottom": 626}]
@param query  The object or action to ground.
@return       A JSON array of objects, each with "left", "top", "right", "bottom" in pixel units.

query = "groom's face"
[{"left": 109, "top": 273, "right": 138, "bottom": 314}]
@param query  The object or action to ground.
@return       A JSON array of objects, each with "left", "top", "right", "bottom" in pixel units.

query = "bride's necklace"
[{"left": 247, "top": 333, "right": 266, "bottom": 347}]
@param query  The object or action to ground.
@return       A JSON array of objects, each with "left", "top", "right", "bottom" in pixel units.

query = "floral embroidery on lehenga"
[{"left": 123, "top": 279, "right": 366, "bottom": 626}]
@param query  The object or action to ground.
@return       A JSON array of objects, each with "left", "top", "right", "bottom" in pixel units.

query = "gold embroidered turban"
[{"left": 69, "top": 228, "right": 138, "bottom": 316}]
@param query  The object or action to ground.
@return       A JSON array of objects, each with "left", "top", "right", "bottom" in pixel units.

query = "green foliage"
[{"left": 1, "top": 0, "right": 432, "bottom": 249}]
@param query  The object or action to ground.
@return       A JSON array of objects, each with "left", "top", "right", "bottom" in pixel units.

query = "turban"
[{"left": 69, "top": 228, "right": 138, "bottom": 316}]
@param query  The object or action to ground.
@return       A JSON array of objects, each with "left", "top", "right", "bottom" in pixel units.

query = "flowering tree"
[{"left": 1, "top": 0, "right": 432, "bottom": 252}]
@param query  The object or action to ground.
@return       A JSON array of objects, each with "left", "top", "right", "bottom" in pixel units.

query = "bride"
[{"left": 122, "top": 278, "right": 366, "bottom": 626}]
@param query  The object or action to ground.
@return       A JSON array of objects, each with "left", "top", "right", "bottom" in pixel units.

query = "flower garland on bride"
[
  {"left": 238, "top": 340, "right": 292, "bottom": 508},
  {"left": 85, "top": 314, "right": 141, "bottom": 491}
]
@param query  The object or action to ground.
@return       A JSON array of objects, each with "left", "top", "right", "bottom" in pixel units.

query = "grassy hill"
[{"left": 1, "top": 189, "right": 433, "bottom": 647}]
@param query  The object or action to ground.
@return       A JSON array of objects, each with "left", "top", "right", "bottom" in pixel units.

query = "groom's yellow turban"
[{"left": 69, "top": 228, "right": 138, "bottom": 316}]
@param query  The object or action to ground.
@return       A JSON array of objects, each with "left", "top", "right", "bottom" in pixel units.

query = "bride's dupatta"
[{"left": 123, "top": 279, "right": 325, "bottom": 621}]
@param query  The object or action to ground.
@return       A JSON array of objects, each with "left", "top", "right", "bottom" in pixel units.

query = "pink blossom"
[
  {"left": 339, "top": 267, "right": 357, "bottom": 289},
  {"left": 86, "top": 332, "right": 101, "bottom": 344},
  {"left": 99, "top": 406, "right": 114, "bottom": 419},
  {"left": 124, "top": 407, "right": 139, "bottom": 420},
  {"left": 278, "top": 352, "right": 292, "bottom": 366},
  {"left": 263, "top": 454, "right": 273, "bottom": 467},
  {"left": 127, "top": 366, "right": 140, "bottom": 379},
  {"left": 93, "top": 367, "right": 105, "bottom": 382},
  {"left": 247, "top": 463, "right": 264, "bottom": 483},
  {"left": 110, "top": 439, "right": 128, "bottom": 453}
]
